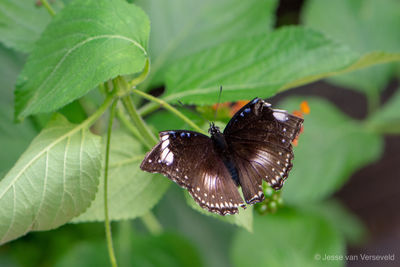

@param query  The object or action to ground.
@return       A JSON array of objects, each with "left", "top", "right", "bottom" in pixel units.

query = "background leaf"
[
  {"left": 279, "top": 97, "right": 383, "bottom": 203},
  {"left": 302, "top": 0, "right": 400, "bottom": 94},
  {"left": 367, "top": 88, "right": 400, "bottom": 134},
  {"left": 15, "top": 0, "right": 150, "bottom": 120},
  {"left": 56, "top": 231, "right": 202, "bottom": 267},
  {"left": 0, "top": 114, "right": 102, "bottom": 245},
  {"left": 136, "top": 0, "right": 278, "bottom": 87},
  {"left": 231, "top": 207, "right": 345, "bottom": 267},
  {"left": 0, "top": 45, "right": 36, "bottom": 174},
  {"left": 0, "top": 0, "right": 52, "bottom": 53},
  {"left": 74, "top": 130, "right": 169, "bottom": 222},
  {"left": 304, "top": 201, "right": 367, "bottom": 246},
  {"left": 160, "top": 26, "right": 400, "bottom": 106}
]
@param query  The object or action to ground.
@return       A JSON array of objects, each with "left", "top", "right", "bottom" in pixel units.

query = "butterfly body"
[{"left": 141, "top": 98, "right": 303, "bottom": 215}]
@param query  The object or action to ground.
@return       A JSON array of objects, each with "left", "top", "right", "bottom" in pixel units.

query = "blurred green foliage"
[{"left": 0, "top": 0, "right": 399, "bottom": 266}]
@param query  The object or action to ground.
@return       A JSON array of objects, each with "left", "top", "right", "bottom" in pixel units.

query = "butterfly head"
[{"left": 208, "top": 122, "right": 221, "bottom": 136}]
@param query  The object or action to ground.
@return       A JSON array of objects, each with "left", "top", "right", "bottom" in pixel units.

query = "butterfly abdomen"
[{"left": 210, "top": 127, "right": 240, "bottom": 186}]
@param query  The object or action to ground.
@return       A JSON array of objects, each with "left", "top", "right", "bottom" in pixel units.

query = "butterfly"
[{"left": 140, "top": 98, "right": 303, "bottom": 215}]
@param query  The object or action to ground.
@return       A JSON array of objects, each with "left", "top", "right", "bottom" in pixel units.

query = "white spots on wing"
[
  {"left": 164, "top": 152, "right": 174, "bottom": 165},
  {"left": 220, "top": 202, "right": 225, "bottom": 208},
  {"left": 210, "top": 203, "right": 214, "bottom": 208},
  {"left": 176, "top": 168, "right": 179, "bottom": 172},
  {"left": 273, "top": 111, "right": 288, "bottom": 122},
  {"left": 280, "top": 172, "right": 284, "bottom": 176},
  {"left": 201, "top": 200, "right": 205, "bottom": 204},
  {"left": 277, "top": 161, "right": 280, "bottom": 165},
  {"left": 272, "top": 168, "right": 275, "bottom": 172},
  {"left": 279, "top": 152, "right": 283, "bottom": 156},
  {"left": 275, "top": 175, "right": 280, "bottom": 180},
  {"left": 216, "top": 203, "right": 220, "bottom": 209},
  {"left": 204, "top": 193, "right": 207, "bottom": 197},
  {"left": 212, "top": 195, "right": 215, "bottom": 199},
  {"left": 263, "top": 101, "right": 272, "bottom": 107},
  {"left": 282, "top": 138, "right": 286, "bottom": 143},
  {"left": 184, "top": 175, "right": 188, "bottom": 180},
  {"left": 220, "top": 196, "right": 223, "bottom": 200},
  {"left": 148, "top": 159, "right": 152, "bottom": 163},
  {"left": 160, "top": 135, "right": 174, "bottom": 165},
  {"left": 197, "top": 187, "right": 200, "bottom": 192},
  {"left": 157, "top": 159, "right": 161, "bottom": 163},
  {"left": 283, "top": 127, "right": 287, "bottom": 132},
  {"left": 258, "top": 191, "right": 263, "bottom": 197}
]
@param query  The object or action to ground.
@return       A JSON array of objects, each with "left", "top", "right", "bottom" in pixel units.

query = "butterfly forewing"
[
  {"left": 224, "top": 98, "right": 303, "bottom": 202},
  {"left": 140, "top": 130, "right": 245, "bottom": 215}
]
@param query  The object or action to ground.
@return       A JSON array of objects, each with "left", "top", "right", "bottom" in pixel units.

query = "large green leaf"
[
  {"left": 15, "top": 0, "right": 150, "bottom": 120},
  {"left": 142, "top": 26, "right": 400, "bottom": 110},
  {"left": 136, "top": 0, "right": 278, "bottom": 87},
  {"left": 302, "top": 0, "right": 400, "bottom": 94},
  {"left": 231, "top": 207, "right": 345, "bottom": 267},
  {"left": 0, "top": 114, "right": 102, "bottom": 245},
  {"left": 367, "top": 88, "right": 400, "bottom": 134},
  {"left": 0, "top": 0, "right": 52, "bottom": 53},
  {"left": 74, "top": 130, "right": 169, "bottom": 222},
  {"left": 0, "top": 45, "right": 36, "bottom": 174},
  {"left": 280, "top": 97, "right": 383, "bottom": 203}
]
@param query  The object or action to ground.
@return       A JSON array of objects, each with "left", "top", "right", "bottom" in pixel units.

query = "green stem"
[
  {"left": 121, "top": 94, "right": 158, "bottom": 146},
  {"left": 129, "top": 59, "right": 150, "bottom": 88},
  {"left": 82, "top": 94, "right": 115, "bottom": 129},
  {"left": 132, "top": 88, "right": 207, "bottom": 135},
  {"left": 140, "top": 212, "right": 163, "bottom": 235},
  {"left": 40, "top": 0, "right": 56, "bottom": 17},
  {"left": 104, "top": 100, "right": 118, "bottom": 267},
  {"left": 138, "top": 101, "right": 161, "bottom": 117},
  {"left": 116, "top": 108, "right": 151, "bottom": 149}
]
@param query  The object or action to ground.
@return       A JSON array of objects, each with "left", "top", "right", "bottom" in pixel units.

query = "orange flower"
[
  {"left": 291, "top": 101, "right": 309, "bottom": 146},
  {"left": 230, "top": 100, "right": 249, "bottom": 116}
]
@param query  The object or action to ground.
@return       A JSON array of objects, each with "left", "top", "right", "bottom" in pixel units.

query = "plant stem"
[
  {"left": 129, "top": 59, "right": 150, "bottom": 88},
  {"left": 131, "top": 88, "right": 207, "bottom": 135},
  {"left": 140, "top": 212, "right": 163, "bottom": 235},
  {"left": 138, "top": 101, "right": 161, "bottom": 117},
  {"left": 40, "top": 0, "right": 56, "bottom": 17},
  {"left": 104, "top": 99, "right": 118, "bottom": 267},
  {"left": 121, "top": 94, "right": 158, "bottom": 146},
  {"left": 116, "top": 108, "right": 151, "bottom": 149}
]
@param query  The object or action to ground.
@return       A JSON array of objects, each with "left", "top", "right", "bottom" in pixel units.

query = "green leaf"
[
  {"left": 280, "top": 97, "right": 383, "bottom": 203},
  {"left": 74, "top": 130, "right": 169, "bottom": 222},
  {"left": 302, "top": 0, "right": 400, "bottom": 94},
  {"left": 160, "top": 26, "right": 400, "bottom": 106},
  {"left": 231, "top": 208, "right": 345, "bottom": 267},
  {"left": 0, "top": 114, "right": 102, "bottom": 245},
  {"left": 0, "top": 0, "right": 52, "bottom": 53},
  {"left": 56, "top": 232, "right": 203, "bottom": 267},
  {"left": 367, "top": 88, "right": 400, "bottom": 134},
  {"left": 15, "top": 0, "right": 150, "bottom": 120},
  {"left": 184, "top": 191, "right": 253, "bottom": 232},
  {"left": 137, "top": 0, "right": 278, "bottom": 87}
]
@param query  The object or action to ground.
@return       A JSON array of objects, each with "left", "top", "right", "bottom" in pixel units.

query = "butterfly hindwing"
[
  {"left": 140, "top": 130, "right": 245, "bottom": 215},
  {"left": 224, "top": 98, "right": 303, "bottom": 202}
]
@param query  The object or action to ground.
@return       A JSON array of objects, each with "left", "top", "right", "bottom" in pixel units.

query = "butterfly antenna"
[{"left": 213, "top": 86, "right": 223, "bottom": 121}]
